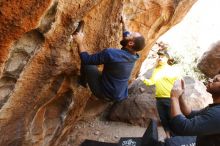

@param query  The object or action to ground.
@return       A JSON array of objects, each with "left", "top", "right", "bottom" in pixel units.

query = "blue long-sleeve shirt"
[
  {"left": 170, "top": 103, "right": 220, "bottom": 146},
  {"left": 80, "top": 48, "right": 139, "bottom": 101}
]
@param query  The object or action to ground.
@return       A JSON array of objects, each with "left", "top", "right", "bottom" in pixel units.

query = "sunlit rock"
[
  {"left": 198, "top": 41, "right": 220, "bottom": 77},
  {"left": 0, "top": 0, "right": 197, "bottom": 145}
]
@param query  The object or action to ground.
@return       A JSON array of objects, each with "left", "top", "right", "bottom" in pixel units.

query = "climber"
[
  {"left": 141, "top": 45, "right": 180, "bottom": 138},
  {"left": 72, "top": 19, "right": 146, "bottom": 102},
  {"left": 170, "top": 74, "right": 220, "bottom": 146}
]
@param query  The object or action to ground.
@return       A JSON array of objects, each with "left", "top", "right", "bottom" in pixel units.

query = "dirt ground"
[{"left": 66, "top": 110, "right": 166, "bottom": 146}]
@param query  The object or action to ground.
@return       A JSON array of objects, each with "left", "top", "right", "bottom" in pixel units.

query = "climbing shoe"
[{"left": 77, "top": 75, "right": 88, "bottom": 88}]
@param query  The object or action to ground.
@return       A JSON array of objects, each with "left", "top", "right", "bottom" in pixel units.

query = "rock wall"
[{"left": 0, "top": 0, "right": 197, "bottom": 145}]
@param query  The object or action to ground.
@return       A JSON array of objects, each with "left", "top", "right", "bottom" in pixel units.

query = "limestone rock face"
[
  {"left": 0, "top": 0, "right": 197, "bottom": 145},
  {"left": 198, "top": 41, "right": 220, "bottom": 77},
  {"left": 108, "top": 77, "right": 212, "bottom": 127}
]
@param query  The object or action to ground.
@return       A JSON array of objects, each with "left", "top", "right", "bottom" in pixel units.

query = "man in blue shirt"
[
  {"left": 170, "top": 74, "right": 220, "bottom": 146},
  {"left": 73, "top": 24, "right": 145, "bottom": 102}
]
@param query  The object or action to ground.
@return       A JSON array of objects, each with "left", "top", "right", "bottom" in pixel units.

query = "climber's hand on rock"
[{"left": 73, "top": 32, "right": 84, "bottom": 45}]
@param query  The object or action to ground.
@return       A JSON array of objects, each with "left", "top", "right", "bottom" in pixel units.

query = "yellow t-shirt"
[{"left": 143, "top": 65, "right": 180, "bottom": 98}]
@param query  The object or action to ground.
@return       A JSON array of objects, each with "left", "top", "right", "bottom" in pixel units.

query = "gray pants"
[{"left": 81, "top": 65, "right": 113, "bottom": 101}]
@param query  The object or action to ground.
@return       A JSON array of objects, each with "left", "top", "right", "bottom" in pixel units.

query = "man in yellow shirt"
[{"left": 141, "top": 49, "right": 180, "bottom": 138}]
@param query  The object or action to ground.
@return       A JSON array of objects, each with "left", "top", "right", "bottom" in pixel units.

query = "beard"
[
  {"left": 120, "top": 39, "right": 128, "bottom": 47},
  {"left": 206, "top": 86, "right": 220, "bottom": 96}
]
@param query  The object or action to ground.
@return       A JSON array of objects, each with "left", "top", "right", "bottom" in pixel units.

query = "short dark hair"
[{"left": 133, "top": 36, "right": 145, "bottom": 51}]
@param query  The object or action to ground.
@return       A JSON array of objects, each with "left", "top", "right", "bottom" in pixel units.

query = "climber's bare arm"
[{"left": 73, "top": 32, "right": 86, "bottom": 53}]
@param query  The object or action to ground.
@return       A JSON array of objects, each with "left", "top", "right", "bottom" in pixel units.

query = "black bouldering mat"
[
  {"left": 118, "top": 137, "right": 142, "bottom": 146},
  {"left": 81, "top": 139, "right": 117, "bottom": 146}
]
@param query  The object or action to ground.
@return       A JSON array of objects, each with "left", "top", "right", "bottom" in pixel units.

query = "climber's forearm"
[
  {"left": 179, "top": 96, "right": 192, "bottom": 116},
  {"left": 170, "top": 98, "right": 182, "bottom": 118},
  {"left": 77, "top": 43, "right": 86, "bottom": 54}
]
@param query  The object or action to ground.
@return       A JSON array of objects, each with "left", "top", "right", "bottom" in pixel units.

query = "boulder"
[
  {"left": 108, "top": 77, "right": 212, "bottom": 126},
  {"left": 0, "top": 0, "right": 197, "bottom": 145},
  {"left": 109, "top": 79, "right": 158, "bottom": 127},
  {"left": 182, "top": 76, "right": 213, "bottom": 110},
  {"left": 198, "top": 41, "right": 220, "bottom": 77}
]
